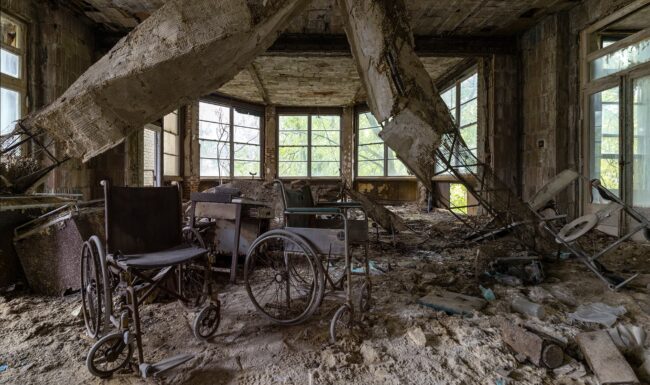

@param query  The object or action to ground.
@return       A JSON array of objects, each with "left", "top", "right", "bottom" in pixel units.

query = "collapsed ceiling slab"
[
  {"left": 22, "top": 0, "right": 310, "bottom": 161},
  {"left": 337, "top": 0, "right": 455, "bottom": 184}
]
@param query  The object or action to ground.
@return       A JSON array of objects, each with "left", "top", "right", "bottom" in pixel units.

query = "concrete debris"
[
  {"left": 22, "top": 0, "right": 310, "bottom": 161},
  {"left": 576, "top": 330, "right": 639, "bottom": 385},
  {"left": 344, "top": 187, "right": 410, "bottom": 233},
  {"left": 569, "top": 302, "right": 626, "bottom": 327},
  {"left": 359, "top": 341, "right": 381, "bottom": 364},
  {"left": 418, "top": 289, "right": 487, "bottom": 316},
  {"left": 553, "top": 360, "right": 587, "bottom": 379},
  {"left": 499, "top": 320, "right": 564, "bottom": 369},
  {"left": 406, "top": 326, "right": 427, "bottom": 347}
]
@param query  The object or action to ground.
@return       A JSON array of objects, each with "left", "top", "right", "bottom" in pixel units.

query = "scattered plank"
[
  {"left": 418, "top": 290, "right": 486, "bottom": 316},
  {"left": 576, "top": 330, "right": 639, "bottom": 385}
]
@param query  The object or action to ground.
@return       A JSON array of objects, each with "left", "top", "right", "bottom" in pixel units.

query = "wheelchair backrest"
[
  {"left": 102, "top": 180, "right": 182, "bottom": 255},
  {"left": 276, "top": 182, "right": 314, "bottom": 228}
]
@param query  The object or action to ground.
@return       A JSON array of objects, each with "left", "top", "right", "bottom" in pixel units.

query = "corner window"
[
  {"left": 199, "top": 100, "right": 262, "bottom": 179},
  {"left": 278, "top": 113, "right": 341, "bottom": 178},
  {"left": 1, "top": 13, "right": 26, "bottom": 151},
  {"left": 356, "top": 111, "right": 408, "bottom": 177}
]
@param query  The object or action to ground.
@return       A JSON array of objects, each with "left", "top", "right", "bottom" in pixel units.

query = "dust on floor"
[{"left": 2, "top": 206, "right": 650, "bottom": 385}]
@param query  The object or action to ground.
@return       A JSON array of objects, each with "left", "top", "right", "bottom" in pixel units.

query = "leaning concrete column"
[
  {"left": 337, "top": 0, "right": 455, "bottom": 185},
  {"left": 22, "top": 0, "right": 309, "bottom": 161}
]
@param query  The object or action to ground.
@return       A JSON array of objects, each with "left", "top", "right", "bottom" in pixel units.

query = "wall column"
[
  {"left": 182, "top": 102, "right": 200, "bottom": 197},
  {"left": 341, "top": 106, "right": 355, "bottom": 184},
  {"left": 264, "top": 105, "right": 277, "bottom": 181}
]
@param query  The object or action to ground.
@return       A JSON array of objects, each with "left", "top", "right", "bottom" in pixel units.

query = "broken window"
[
  {"left": 142, "top": 124, "right": 160, "bottom": 186},
  {"left": 356, "top": 110, "right": 408, "bottom": 177},
  {"left": 0, "top": 13, "right": 25, "bottom": 151},
  {"left": 199, "top": 100, "right": 262, "bottom": 179},
  {"left": 163, "top": 110, "right": 180, "bottom": 177},
  {"left": 278, "top": 112, "right": 341, "bottom": 178}
]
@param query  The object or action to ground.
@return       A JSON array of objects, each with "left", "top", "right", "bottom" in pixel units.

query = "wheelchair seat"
[{"left": 116, "top": 245, "right": 207, "bottom": 269}]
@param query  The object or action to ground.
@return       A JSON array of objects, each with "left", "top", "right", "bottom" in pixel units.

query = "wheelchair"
[
  {"left": 80, "top": 181, "right": 220, "bottom": 378},
  {"left": 243, "top": 180, "right": 371, "bottom": 342}
]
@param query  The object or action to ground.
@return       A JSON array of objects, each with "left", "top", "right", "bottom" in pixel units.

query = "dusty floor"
[{"left": 2, "top": 206, "right": 650, "bottom": 385}]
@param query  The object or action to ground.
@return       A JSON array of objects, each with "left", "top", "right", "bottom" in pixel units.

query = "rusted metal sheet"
[
  {"left": 13, "top": 203, "right": 104, "bottom": 295},
  {"left": 500, "top": 320, "right": 564, "bottom": 369}
]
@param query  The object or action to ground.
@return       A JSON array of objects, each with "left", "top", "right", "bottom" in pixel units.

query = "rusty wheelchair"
[
  {"left": 243, "top": 180, "right": 372, "bottom": 342},
  {"left": 80, "top": 181, "right": 220, "bottom": 378}
]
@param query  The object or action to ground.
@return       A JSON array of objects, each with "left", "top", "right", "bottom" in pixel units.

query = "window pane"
[
  {"left": 590, "top": 38, "right": 650, "bottom": 80},
  {"left": 1, "top": 87, "right": 20, "bottom": 136},
  {"left": 359, "top": 112, "right": 379, "bottom": 129},
  {"left": 450, "top": 183, "right": 468, "bottom": 214},
  {"left": 358, "top": 160, "right": 384, "bottom": 177},
  {"left": 234, "top": 143, "right": 260, "bottom": 161},
  {"left": 163, "top": 111, "right": 178, "bottom": 134},
  {"left": 358, "top": 143, "right": 384, "bottom": 161},
  {"left": 200, "top": 158, "right": 230, "bottom": 177},
  {"left": 460, "top": 99, "right": 477, "bottom": 126},
  {"left": 0, "top": 48, "right": 19, "bottom": 78},
  {"left": 279, "top": 115, "right": 308, "bottom": 131},
  {"left": 199, "top": 121, "right": 229, "bottom": 141},
  {"left": 312, "top": 161, "right": 340, "bottom": 177},
  {"left": 163, "top": 131, "right": 178, "bottom": 155},
  {"left": 1, "top": 15, "right": 22, "bottom": 49},
  {"left": 279, "top": 146, "right": 307, "bottom": 162},
  {"left": 312, "top": 146, "right": 339, "bottom": 162},
  {"left": 312, "top": 130, "right": 340, "bottom": 146},
  {"left": 200, "top": 140, "right": 229, "bottom": 159},
  {"left": 279, "top": 130, "right": 307, "bottom": 145},
  {"left": 199, "top": 102, "right": 230, "bottom": 123},
  {"left": 143, "top": 128, "right": 157, "bottom": 186},
  {"left": 633, "top": 75, "right": 650, "bottom": 207},
  {"left": 234, "top": 160, "right": 260, "bottom": 177},
  {"left": 234, "top": 109, "right": 260, "bottom": 129},
  {"left": 461, "top": 123, "right": 478, "bottom": 152},
  {"left": 460, "top": 74, "right": 478, "bottom": 103},
  {"left": 279, "top": 161, "right": 307, "bottom": 177},
  {"left": 590, "top": 86, "right": 620, "bottom": 201},
  {"left": 234, "top": 126, "right": 260, "bottom": 144},
  {"left": 441, "top": 87, "right": 456, "bottom": 110},
  {"left": 164, "top": 154, "right": 179, "bottom": 177},
  {"left": 312, "top": 115, "right": 340, "bottom": 130},
  {"left": 358, "top": 127, "right": 382, "bottom": 145},
  {"left": 388, "top": 158, "right": 409, "bottom": 176}
]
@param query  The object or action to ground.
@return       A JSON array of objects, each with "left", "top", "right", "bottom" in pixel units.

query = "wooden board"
[
  {"left": 576, "top": 331, "right": 639, "bottom": 385},
  {"left": 418, "top": 290, "right": 487, "bottom": 315}
]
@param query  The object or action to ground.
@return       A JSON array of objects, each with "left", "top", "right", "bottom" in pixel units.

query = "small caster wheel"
[
  {"left": 193, "top": 301, "right": 220, "bottom": 341},
  {"left": 329, "top": 304, "right": 352, "bottom": 343},
  {"left": 356, "top": 281, "right": 371, "bottom": 313},
  {"left": 86, "top": 331, "right": 133, "bottom": 378}
]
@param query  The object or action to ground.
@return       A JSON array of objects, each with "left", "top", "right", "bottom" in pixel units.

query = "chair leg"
[{"left": 126, "top": 286, "right": 145, "bottom": 366}]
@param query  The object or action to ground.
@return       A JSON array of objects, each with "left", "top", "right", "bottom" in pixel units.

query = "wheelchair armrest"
[{"left": 285, "top": 207, "right": 341, "bottom": 214}]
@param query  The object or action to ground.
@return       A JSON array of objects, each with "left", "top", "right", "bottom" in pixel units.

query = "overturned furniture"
[
  {"left": 187, "top": 187, "right": 273, "bottom": 283},
  {"left": 81, "top": 181, "right": 219, "bottom": 379},
  {"left": 244, "top": 181, "right": 371, "bottom": 342},
  {"left": 13, "top": 200, "right": 104, "bottom": 295}
]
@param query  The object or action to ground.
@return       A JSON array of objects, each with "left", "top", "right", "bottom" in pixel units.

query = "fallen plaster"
[
  {"left": 21, "top": 0, "right": 310, "bottom": 161},
  {"left": 337, "top": 0, "right": 455, "bottom": 184}
]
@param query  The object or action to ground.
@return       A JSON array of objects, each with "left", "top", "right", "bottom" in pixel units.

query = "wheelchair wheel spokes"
[
  {"left": 245, "top": 231, "right": 321, "bottom": 325},
  {"left": 81, "top": 240, "right": 103, "bottom": 339},
  {"left": 178, "top": 257, "right": 210, "bottom": 310},
  {"left": 87, "top": 332, "right": 133, "bottom": 378}
]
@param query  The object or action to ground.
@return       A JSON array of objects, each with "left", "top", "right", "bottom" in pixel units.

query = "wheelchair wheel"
[
  {"left": 86, "top": 332, "right": 133, "bottom": 378},
  {"left": 193, "top": 301, "right": 221, "bottom": 341},
  {"left": 329, "top": 304, "right": 352, "bottom": 343},
  {"left": 244, "top": 230, "right": 324, "bottom": 325},
  {"left": 179, "top": 227, "right": 211, "bottom": 310},
  {"left": 81, "top": 239, "right": 103, "bottom": 339}
]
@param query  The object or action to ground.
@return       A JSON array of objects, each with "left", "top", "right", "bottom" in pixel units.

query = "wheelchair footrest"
[{"left": 139, "top": 353, "right": 194, "bottom": 378}]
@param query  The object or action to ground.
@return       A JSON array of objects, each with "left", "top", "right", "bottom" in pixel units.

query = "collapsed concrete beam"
[
  {"left": 22, "top": 0, "right": 309, "bottom": 161},
  {"left": 337, "top": 0, "right": 455, "bottom": 184},
  {"left": 344, "top": 187, "right": 410, "bottom": 233}
]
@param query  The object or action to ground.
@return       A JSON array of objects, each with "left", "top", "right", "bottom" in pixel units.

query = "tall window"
[
  {"left": 142, "top": 124, "right": 160, "bottom": 186},
  {"left": 441, "top": 71, "right": 478, "bottom": 157},
  {"left": 590, "top": 87, "right": 620, "bottom": 201},
  {"left": 356, "top": 111, "right": 408, "bottom": 177},
  {"left": 199, "top": 100, "right": 262, "bottom": 179},
  {"left": 278, "top": 113, "right": 341, "bottom": 177},
  {"left": 1, "top": 13, "right": 26, "bottom": 150},
  {"left": 163, "top": 110, "right": 180, "bottom": 177}
]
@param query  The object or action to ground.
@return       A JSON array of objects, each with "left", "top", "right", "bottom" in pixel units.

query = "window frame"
[
  {"left": 433, "top": 67, "right": 479, "bottom": 180},
  {"left": 199, "top": 95, "right": 265, "bottom": 180},
  {"left": 579, "top": 0, "right": 650, "bottom": 235},
  {"left": 162, "top": 110, "right": 182, "bottom": 180},
  {"left": 276, "top": 107, "right": 343, "bottom": 179},
  {"left": 1, "top": 12, "right": 28, "bottom": 149},
  {"left": 354, "top": 106, "right": 413, "bottom": 180}
]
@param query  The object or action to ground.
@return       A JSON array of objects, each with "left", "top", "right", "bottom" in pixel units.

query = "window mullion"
[{"left": 308, "top": 114, "right": 312, "bottom": 178}]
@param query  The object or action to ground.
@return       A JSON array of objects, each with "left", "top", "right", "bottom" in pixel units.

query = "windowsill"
[{"left": 355, "top": 176, "right": 416, "bottom": 181}]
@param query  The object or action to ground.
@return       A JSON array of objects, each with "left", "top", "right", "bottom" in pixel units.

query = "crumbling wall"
[{"left": 21, "top": 0, "right": 310, "bottom": 162}]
